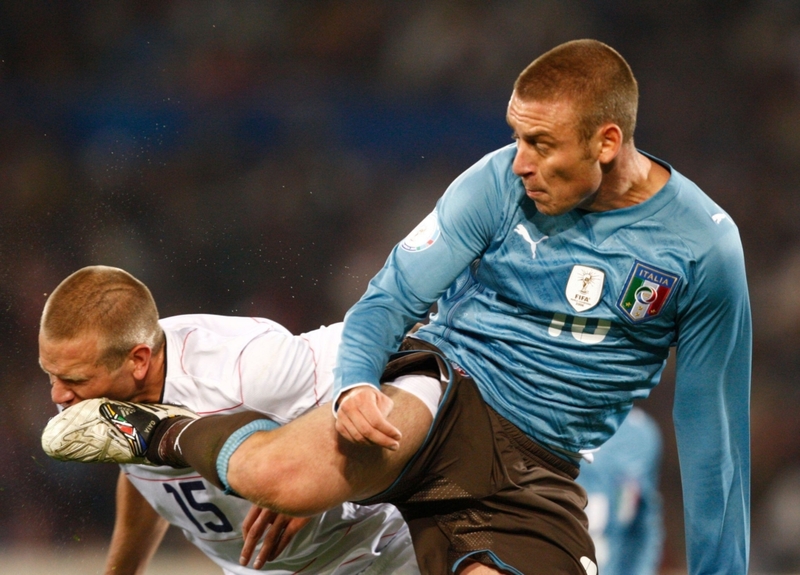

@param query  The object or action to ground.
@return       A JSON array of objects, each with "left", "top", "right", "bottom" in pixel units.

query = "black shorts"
[{"left": 358, "top": 337, "right": 597, "bottom": 575}]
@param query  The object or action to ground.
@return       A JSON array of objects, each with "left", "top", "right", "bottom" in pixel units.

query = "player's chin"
[{"left": 530, "top": 197, "right": 560, "bottom": 216}]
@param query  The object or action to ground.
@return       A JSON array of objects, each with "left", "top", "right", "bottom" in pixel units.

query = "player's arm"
[
  {"left": 334, "top": 150, "right": 510, "bottom": 447},
  {"left": 672, "top": 234, "right": 751, "bottom": 575},
  {"left": 104, "top": 471, "right": 169, "bottom": 575}
]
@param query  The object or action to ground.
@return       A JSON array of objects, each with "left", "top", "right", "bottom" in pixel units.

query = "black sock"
[
  {"left": 147, "top": 411, "right": 269, "bottom": 490},
  {"left": 144, "top": 416, "right": 195, "bottom": 468},
  {"left": 145, "top": 416, "right": 193, "bottom": 467}
]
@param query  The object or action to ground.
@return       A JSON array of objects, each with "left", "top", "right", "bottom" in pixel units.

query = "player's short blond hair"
[
  {"left": 514, "top": 39, "right": 639, "bottom": 144},
  {"left": 41, "top": 266, "right": 164, "bottom": 370}
]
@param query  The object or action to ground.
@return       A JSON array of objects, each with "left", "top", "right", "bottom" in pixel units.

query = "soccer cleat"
[{"left": 41, "top": 398, "right": 198, "bottom": 465}]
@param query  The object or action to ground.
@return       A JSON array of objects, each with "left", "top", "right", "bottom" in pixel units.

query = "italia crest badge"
[{"left": 616, "top": 261, "right": 680, "bottom": 323}]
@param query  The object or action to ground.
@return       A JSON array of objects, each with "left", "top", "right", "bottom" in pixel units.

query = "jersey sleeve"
[
  {"left": 672, "top": 231, "right": 751, "bottom": 575},
  {"left": 334, "top": 151, "right": 509, "bottom": 395}
]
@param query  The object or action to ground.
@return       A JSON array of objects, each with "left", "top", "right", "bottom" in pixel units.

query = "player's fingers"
[
  {"left": 241, "top": 503, "right": 262, "bottom": 538},
  {"left": 240, "top": 507, "right": 277, "bottom": 566},
  {"left": 335, "top": 408, "right": 378, "bottom": 446},
  {"left": 334, "top": 414, "right": 363, "bottom": 444},
  {"left": 253, "top": 514, "right": 308, "bottom": 567},
  {"left": 239, "top": 531, "right": 258, "bottom": 566},
  {"left": 368, "top": 392, "right": 402, "bottom": 440},
  {"left": 349, "top": 391, "right": 402, "bottom": 445},
  {"left": 359, "top": 419, "right": 402, "bottom": 450},
  {"left": 338, "top": 399, "right": 401, "bottom": 450},
  {"left": 272, "top": 516, "right": 312, "bottom": 559},
  {"left": 259, "top": 512, "right": 287, "bottom": 560},
  {"left": 254, "top": 536, "right": 276, "bottom": 570}
]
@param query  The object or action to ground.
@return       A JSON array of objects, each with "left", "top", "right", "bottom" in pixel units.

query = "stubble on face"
[{"left": 507, "top": 94, "right": 602, "bottom": 216}]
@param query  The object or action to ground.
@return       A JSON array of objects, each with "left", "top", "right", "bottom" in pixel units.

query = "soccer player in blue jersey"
[
  {"left": 578, "top": 408, "right": 664, "bottom": 575},
  {"left": 44, "top": 39, "right": 751, "bottom": 575}
]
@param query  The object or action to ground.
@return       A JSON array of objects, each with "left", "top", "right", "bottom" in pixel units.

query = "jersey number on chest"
[
  {"left": 548, "top": 313, "right": 611, "bottom": 344},
  {"left": 165, "top": 480, "right": 234, "bottom": 533}
]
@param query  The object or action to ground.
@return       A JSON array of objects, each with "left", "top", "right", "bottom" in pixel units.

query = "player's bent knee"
[
  {"left": 228, "top": 454, "right": 328, "bottom": 514},
  {"left": 226, "top": 433, "right": 285, "bottom": 506},
  {"left": 227, "top": 410, "right": 355, "bottom": 515},
  {"left": 227, "top": 389, "right": 435, "bottom": 515}
]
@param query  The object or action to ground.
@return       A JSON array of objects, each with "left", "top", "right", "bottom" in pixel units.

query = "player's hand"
[
  {"left": 239, "top": 505, "right": 310, "bottom": 569},
  {"left": 334, "top": 385, "right": 402, "bottom": 450}
]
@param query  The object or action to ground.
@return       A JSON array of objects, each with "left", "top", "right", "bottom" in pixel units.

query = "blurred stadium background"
[{"left": 1, "top": 1, "right": 799, "bottom": 573}]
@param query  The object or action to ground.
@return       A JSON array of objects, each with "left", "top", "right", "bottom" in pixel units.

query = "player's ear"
[
  {"left": 595, "top": 123, "right": 623, "bottom": 164},
  {"left": 129, "top": 344, "right": 153, "bottom": 379}
]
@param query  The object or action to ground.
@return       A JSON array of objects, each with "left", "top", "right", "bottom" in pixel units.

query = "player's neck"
[{"left": 590, "top": 145, "right": 669, "bottom": 211}]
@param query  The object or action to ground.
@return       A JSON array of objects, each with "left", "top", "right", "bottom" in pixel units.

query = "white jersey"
[{"left": 121, "top": 314, "right": 417, "bottom": 575}]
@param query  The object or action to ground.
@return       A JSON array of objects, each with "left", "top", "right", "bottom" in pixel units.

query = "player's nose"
[
  {"left": 50, "top": 380, "right": 75, "bottom": 406},
  {"left": 511, "top": 147, "right": 536, "bottom": 177}
]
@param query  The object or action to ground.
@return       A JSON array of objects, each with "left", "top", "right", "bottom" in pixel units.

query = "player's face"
[
  {"left": 39, "top": 331, "right": 134, "bottom": 409},
  {"left": 507, "top": 94, "right": 604, "bottom": 216}
]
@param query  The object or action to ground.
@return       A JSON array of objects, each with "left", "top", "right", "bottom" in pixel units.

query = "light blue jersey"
[
  {"left": 578, "top": 408, "right": 663, "bottom": 575},
  {"left": 335, "top": 143, "right": 751, "bottom": 574}
]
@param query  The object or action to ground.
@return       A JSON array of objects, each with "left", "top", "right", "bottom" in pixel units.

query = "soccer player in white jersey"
[
  {"left": 43, "top": 39, "right": 751, "bottom": 575},
  {"left": 38, "top": 265, "right": 419, "bottom": 575},
  {"left": 577, "top": 408, "right": 664, "bottom": 575}
]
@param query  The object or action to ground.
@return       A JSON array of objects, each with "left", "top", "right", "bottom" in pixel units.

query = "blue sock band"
[{"left": 216, "top": 419, "right": 279, "bottom": 495}]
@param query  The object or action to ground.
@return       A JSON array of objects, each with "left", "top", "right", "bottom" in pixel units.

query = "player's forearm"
[
  {"left": 673, "top": 383, "right": 749, "bottom": 574},
  {"left": 105, "top": 528, "right": 168, "bottom": 575},
  {"left": 104, "top": 472, "right": 169, "bottom": 575}
]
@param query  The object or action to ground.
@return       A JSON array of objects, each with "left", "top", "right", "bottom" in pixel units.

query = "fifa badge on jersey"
[
  {"left": 400, "top": 210, "right": 441, "bottom": 252},
  {"left": 616, "top": 260, "right": 679, "bottom": 322},
  {"left": 566, "top": 265, "right": 605, "bottom": 312}
]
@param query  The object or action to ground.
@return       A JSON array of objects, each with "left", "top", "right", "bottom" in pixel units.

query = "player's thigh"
[
  {"left": 344, "top": 384, "right": 434, "bottom": 499},
  {"left": 228, "top": 386, "right": 432, "bottom": 514}
]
